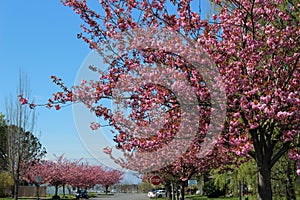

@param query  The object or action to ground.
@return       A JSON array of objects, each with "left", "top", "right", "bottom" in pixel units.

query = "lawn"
[
  {"left": 151, "top": 196, "right": 240, "bottom": 200},
  {"left": 185, "top": 195, "right": 300, "bottom": 200},
  {"left": 186, "top": 196, "right": 239, "bottom": 200}
]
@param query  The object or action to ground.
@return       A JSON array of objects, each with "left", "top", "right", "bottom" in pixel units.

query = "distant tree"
[
  {"left": 0, "top": 171, "right": 14, "bottom": 197},
  {"left": 24, "top": 161, "right": 48, "bottom": 185},
  {"left": 138, "top": 181, "right": 153, "bottom": 193},
  {"left": 5, "top": 72, "right": 46, "bottom": 200},
  {"left": 98, "top": 169, "right": 123, "bottom": 194},
  {"left": 24, "top": 156, "right": 73, "bottom": 199},
  {"left": 0, "top": 113, "right": 8, "bottom": 171},
  {"left": 212, "top": 159, "right": 257, "bottom": 197},
  {"left": 68, "top": 161, "right": 99, "bottom": 190},
  {"left": 46, "top": 155, "right": 72, "bottom": 198}
]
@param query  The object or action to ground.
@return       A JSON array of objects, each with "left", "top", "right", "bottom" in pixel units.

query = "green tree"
[
  {"left": 213, "top": 160, "right": 257, "bottom": 198},
  {"left": 272, "top": 153, "right": 298, "bottom": 200},
  {"left": 0, "top": 171, "right": 14, "bottom": 197},
  {"left": 138, "top": 182, "right": 153, "bottom": 193},
  {"left": 0, "top": 113, "right": 8, "bottom": 171}
]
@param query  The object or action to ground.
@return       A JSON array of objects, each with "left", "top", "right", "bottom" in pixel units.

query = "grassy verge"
[{"left": 0, "top": 195, "right": 76, "bottom": 200}]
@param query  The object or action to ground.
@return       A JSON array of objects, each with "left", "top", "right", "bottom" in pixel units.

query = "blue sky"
[{"left": 0, "top": 1, "right": 101, "bottom": 162}]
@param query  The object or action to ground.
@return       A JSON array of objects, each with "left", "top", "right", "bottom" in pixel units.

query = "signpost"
[
  {"left": 150, "top": 175, "right": 162, "bottom": 186},
  {"left": 36, "top": 176, "right": 42, "bottom": 200}
]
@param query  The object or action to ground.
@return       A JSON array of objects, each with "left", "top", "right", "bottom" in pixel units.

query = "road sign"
[
  {"left": 36, "top": 175, "right": 42, "bottom": 183},
  {"left": 150, "top": 175, "right": 161, "bottom": 185}
]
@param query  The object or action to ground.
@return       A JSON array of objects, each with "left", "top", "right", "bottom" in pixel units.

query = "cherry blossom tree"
[
  {"left": 198, "top": 1, "right": 300, "bottom": 199},
  {"left": 97, "top": 168, "right": 123, "bottom": 194},
  {"left": 25, "top": 157, "right": 111, "bottom": 196},
  {"left": 68, "top": 162, "right": 100, "bottom": 190},
  {"left": 24, "top": 161, "right": 48, "bottom": 185},
  {"left": 24, "top": 160, "right": 51, "bottom": 199},
  {"left": 25, "top": 155, "right": 75, "bottom": 198},
  {"left": 20, "top": 0, "right": 299, "bottom": 199}
]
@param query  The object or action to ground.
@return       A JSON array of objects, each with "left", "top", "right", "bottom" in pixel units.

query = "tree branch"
[{"left": 270, "top": 141, "right": 291, "bottom": 168}]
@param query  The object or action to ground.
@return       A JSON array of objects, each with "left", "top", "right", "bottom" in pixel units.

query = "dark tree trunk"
[
  {"left": 285, "top": 161, "right": 296, "bottom": 200},
  {"left": 180, "top": 181, "right": 187, "bottom": 200},
  {"left": 249, "top": 129, "right": 288, "bottom": 200},
  {"left": 62, "top": 185, "right": 65, "bottom": 197},
  {"left": 55, "top": 185, "right": 59, "bottom": 196},
  {"left": 165, "top": 181, "right": 171, "bottom": 200},
  {"left": 13, "top": 180, "right": 19, "bottom": 200},
  {"left": 248, "top": 120, "right": 292, "bottom": 200},
  {"left": 176, "top": 184, "right": 180, "bottom": 200},
  {"left": 105, "top": 185, "right": 109, "bottom": 194},
  {"left": 258, "top": 167, "right": 272, "bottom": 200}
]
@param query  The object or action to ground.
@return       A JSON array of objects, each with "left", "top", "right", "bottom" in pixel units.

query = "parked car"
[
  {"left": 75, "top": 189, "right": 89, "bottom": 199},
  {"left": 156, "top": 190, "right": 166, "bottom": 198},
  {"left": 148, "top": 189, "right": 166, "bottom": 198},
  {"left": 148, "top": 190, "right": 156, "bottom": 198}
]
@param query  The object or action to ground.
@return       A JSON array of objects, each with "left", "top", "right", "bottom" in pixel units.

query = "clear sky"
[{"left": 0, "top": 1, "right": 105, "bottom": 163}]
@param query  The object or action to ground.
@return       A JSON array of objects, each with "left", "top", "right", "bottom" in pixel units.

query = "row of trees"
[
  {"left": 24, "top": 155, "right": 123, "bottom": 197},
  {"left": 20, "top": 0, "right": 299, "bottom": 199}
]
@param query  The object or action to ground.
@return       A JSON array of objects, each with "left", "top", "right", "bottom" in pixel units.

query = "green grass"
[
  {"left": 151, "top": 196, "right": 239, "bottom": 200},
  {"left": 185, "top": 196, "right": 239, "bottom": 200},
  {"left": 185, "top": 195, "right": 300, "bottom": 200},
  {"left": 0, "top": 192, "right": 103, "bottom": 200},
  {"left": 0, "top": 195, "right": 77, "bottom": 200}
]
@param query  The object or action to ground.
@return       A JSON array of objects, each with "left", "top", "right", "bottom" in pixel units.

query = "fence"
[{"left": 1, "top": 186, "right": 46, "bottom": 197}]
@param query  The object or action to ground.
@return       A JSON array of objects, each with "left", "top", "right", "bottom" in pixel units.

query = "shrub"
[{"left": 203, "top": 180, "right": 225, "bottom": 198}]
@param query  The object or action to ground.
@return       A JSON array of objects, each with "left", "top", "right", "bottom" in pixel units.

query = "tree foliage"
[
  {"left": 212, "top": 159, "right": 257, "bottom": 196},
  {"left": 0, "top": 171, "right": 14, "bottom": 197},
  {"left": 0, "top": 113, "right": 8, "bottom": 171},
  {"left": 25, "top": 155, "right": 123, "bottom": 196}
]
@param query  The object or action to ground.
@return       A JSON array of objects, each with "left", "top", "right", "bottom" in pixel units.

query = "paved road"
[{"left": 93, "top": 193, "right": 149, "bottom": 200}]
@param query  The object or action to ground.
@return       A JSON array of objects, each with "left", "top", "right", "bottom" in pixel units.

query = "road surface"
[{"left": 94, "top": 193, "right": 149, "bottom": 200}]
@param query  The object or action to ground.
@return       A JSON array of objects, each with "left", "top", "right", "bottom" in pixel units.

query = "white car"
[
  {"left": 148, "top": 190, "right": 166, "bottom": 198},
  {"left": 156, "top": 190, "right": 166, "bottom": 198},
  {"left": 148, "top": 191, "right": 156, "bottom": 198}
]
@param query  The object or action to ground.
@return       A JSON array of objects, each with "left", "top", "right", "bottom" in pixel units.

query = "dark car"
[{"left": 75, "top": 190, "right": 89, "bottom": 199}]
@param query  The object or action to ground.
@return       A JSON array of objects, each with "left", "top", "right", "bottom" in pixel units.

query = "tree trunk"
[
  {"left": 285, "top": 161, "right": 296, "bottom": 200},
  {"left": 105, "top": 185, "right": 109, "bottom": 194},
  {"left": 55, "top": 185, "right": 59, "bottom": 196},
  {"left": 13, "top": 180, "right": 19, "bottom": 200},
  {"left": 171, "top": 181, "right": 175, "bottom": 200},
  {"left": 63, "top": 185, "right": 65, "bottom": 197},
  {"left": 165, "top": 181, "right": 171, "bottom": 200},
  {"left": 67, "top": 186, "right": 71, "bottom": 195},
  {"left": 180, "top": 181, "right": 186, "bottom": 200},
  {"left": 258, "top": 167, "right": 272, "bottom": 200},
  {"left": 176, "top": 184, "right": 180, "bottom": 200}
]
